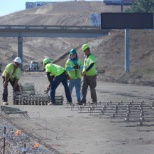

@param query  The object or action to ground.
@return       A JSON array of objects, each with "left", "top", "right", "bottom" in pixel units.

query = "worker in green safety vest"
[
  {"left": 79, "top": 44, "right": 97, "bottom": 105},
  {"left": 43, "top": 58, "right": 72, "bottom": 105},
  {"left": 65, "top": 48, "right": 83, "bottom": 104},
  {"left": 2, "top": 57, "right": 22, "bottom": 105}
]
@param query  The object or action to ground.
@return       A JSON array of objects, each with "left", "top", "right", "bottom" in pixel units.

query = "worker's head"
[
  {"left": 13, "top": 57, "right": 22, "bottom": 67},
  {"left": 69, "top": 48, "right": 77, "bottom": 60},
  {"left": 81, "top": 44, "right": 90, "bottom": 56},
  {"left": 70, "top": 48, "right": 77, "bottom": 55},
  {"left": 43, "top": 58, "right": 51, "bottom": 67}
]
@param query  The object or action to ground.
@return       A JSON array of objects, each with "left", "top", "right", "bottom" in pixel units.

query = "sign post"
[
  {"left": 125, "top": 29, "right": 129, "bottom": 72},
  {"left": 18, "top": 36, "right": 23, "bottom": 69},
  {"left": 101, "top": 13, "right": 153, "bottom": 72}
]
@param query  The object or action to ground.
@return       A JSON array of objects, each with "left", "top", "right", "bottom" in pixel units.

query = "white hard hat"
[{"left": 13, "top": 57, "right": 22, "bottom": 64}]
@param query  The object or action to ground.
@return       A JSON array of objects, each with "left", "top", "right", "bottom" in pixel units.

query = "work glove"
[
  {"left": 74, "top": 64, "right": 80, "bottom": 70},
  {"left": 81, "top": 70, "right": 86, "bottom": 76},
  {"left": 44, "top": 87, "right": 50, "bottom": 94},
  {"left": 67, "top": 73, "right": 72, "bottom": 80},
  {"left": 3, "top": 81, "right": 8, "bottom": 87}
]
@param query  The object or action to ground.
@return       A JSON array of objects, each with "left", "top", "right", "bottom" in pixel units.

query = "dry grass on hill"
[{"left": 0, "top": 1, "right": 153, "bottom": 85}]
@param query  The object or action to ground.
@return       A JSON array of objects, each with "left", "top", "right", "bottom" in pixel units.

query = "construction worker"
[
  {"left": 79, "top": 44, "right": 97, "bottom": 105},
  {"left": 65, "top": 48, "right": 83, "bottom": 104},
  {"left": 2, "top": 57, "right": 22, "bottom": 105},
  {"left": 43, "top": 58, "right": 72, "bottom": 105}
]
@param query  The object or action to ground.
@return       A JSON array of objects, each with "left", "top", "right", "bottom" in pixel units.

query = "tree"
[{"left": 126, "top": 0, "right": 154, "bottom": 13}]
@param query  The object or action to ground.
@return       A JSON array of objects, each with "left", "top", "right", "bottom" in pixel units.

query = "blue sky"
[
  {"left": 0, "top": 0, "right": 66, "bottom": 16},
  {"left": 0, "top": 0, "right": 35, "bottom": 16}
]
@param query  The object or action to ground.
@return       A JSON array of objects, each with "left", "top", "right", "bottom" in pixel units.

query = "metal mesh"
[{"left": 13, "top": 82, "right": 63, "bottom": 105}]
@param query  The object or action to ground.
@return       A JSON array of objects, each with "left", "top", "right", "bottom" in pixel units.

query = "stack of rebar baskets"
[{"left": 13, "top": 82, "right": 63, "bottom": 105}]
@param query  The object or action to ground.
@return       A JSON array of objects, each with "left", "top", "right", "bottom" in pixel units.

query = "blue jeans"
[
  {"left": 50, "top": 72, "right": 72, "bottom": 103},
  {"left": 68, "top": 78, "right": 81, "bottom": 103}
]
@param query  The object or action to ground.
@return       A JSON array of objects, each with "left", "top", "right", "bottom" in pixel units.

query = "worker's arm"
[
  {"left": 45, "top": 83, "right": 51, "bottom": 94},
  {"left": 82, "top": 63, "right": 95, "bottom": 76},
  {"left": 46, "top": 72, "right": 54, "bottom": 82},
  {"left": 65, "top": 60, "right": 74, "bottom": 71},
  {"left": 65, "top": 66, "right": 74, "bottom": 71},
  {"left": 85, "top": 63, "right": 95, "bottom": 72},
  {"left": 4, "top": 73, "right": 9, "bottom": 86},
  {"left": 44, "top": 72, "right": 54, "bottom": 94}
]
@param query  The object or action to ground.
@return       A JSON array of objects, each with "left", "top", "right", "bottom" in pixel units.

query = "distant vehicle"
[
  {"left": 24, "top": 61, "right": 39, "bottom": 72},
  {"left": 29, "top": 61, "right": 39, "bottom": 71}
]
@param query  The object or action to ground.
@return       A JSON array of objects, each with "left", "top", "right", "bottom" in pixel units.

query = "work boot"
[
  {"left": 67, "top": 101, "right": 72, "bottom": 105},
  {"left": 90, "top": 102, "right": 97, "bottom": 105},
  {"left": 48, "top": 102, "right": 55, "bottom": 105},
  {"left": 3, "top": 102, "right": 8, "bottom": 105},
  {"left": 78, "top": 101, "right": 86, "bottom": 106}
]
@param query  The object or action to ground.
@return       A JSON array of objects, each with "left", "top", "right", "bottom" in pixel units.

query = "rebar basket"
[{"left": 13, "top": 82, "right": 63, "bottom": 105}]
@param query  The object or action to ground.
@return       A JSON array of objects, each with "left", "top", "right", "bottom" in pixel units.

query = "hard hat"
[
  {"left": 43, "top": 58, "right": 51, "bottom": 67},
  {"left": 70, "top": 48, "right": 77, "bottom": 55},
  {"left": 82, "top": 44, "right": 90, "bottom": 52},
  {"left": 14, "top": 57, "right": 22, "bottom": 64}
]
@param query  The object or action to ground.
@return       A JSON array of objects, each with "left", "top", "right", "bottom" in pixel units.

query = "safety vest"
[
  {"left": 45, "top": 63, "right": 65, "bottom": 76},
  {"left": 83, "top": 54, "right": 97, "bottom": 76},
  {"left": 65, "top": 59, "right": 83, "bottom": 79},
  {"left": 2, "top": 63, "right": 22, "bottom": 81}
]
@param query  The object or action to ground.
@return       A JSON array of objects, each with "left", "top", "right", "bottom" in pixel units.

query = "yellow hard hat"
[{"left": 82, "top": 44, "right": 90, "bottom": 52}]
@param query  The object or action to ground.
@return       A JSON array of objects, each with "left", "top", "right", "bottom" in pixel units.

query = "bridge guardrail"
[{"left": 0, "top": 25, "right": 101, "bottom": 30}]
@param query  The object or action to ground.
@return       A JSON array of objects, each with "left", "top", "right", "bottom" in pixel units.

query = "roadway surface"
[{"left": 0, "top": 75, "right": 154, "bottom": 154}]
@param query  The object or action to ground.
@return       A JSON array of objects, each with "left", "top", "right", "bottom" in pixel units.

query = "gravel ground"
[
  {"left": 1, "top": 75, "right": 154, "bottom": 154},
  {"left": 0, "top": 116, "right": 56, "bottom": 154}
]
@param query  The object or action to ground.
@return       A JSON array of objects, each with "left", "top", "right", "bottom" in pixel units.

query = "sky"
[
  {"left": 0, "top": 0, "right": 32, "bottom": 16},
  {"left": 0, "top": 0, "right": 102, "bottom": 16},
  {"left": 0, "top": 0, "right": 69, "bottom": 16}
]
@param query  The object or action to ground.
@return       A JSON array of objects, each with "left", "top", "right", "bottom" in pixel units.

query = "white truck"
[{"left": 29, "top": 61, "right": 39, "bottom": 71}]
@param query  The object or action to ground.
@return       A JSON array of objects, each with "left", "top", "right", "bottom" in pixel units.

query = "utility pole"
[{"left": 18, "top": 36, "right": 23, "bottom": 70}]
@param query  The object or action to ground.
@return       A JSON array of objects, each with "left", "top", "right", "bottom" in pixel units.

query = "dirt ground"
[{"left": 1, "top": 74, "right": 154, "bottom": 154}]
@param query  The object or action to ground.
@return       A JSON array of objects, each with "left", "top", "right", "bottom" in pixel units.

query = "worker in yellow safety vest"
[
  {"left": 43, "top": 58, "right": 72, "bottom": 105},
  {"left": 79, "top": 44, "right": 97, "bottom": 105},
  {"left": 65, "top": 48, "right": 83, "bottom": 104},
  {"left": 2, "top": 57, "right": 22, "bottom": 105}
]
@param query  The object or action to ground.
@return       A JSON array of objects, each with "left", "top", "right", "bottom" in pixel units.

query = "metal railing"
[
  {"left": 0, "top": 25, "right": 101, "bottom": 30},
  {"left": 0, "top": 25, "right": 109, "bottom": 37}
]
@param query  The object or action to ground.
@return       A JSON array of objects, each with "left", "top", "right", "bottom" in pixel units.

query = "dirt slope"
[
  {"left": 0, "top": 1, "right": 153, "bottom": 85},
  {"left": 0, "top": 2, "right": 124, "bottom": 25},
  {"left": 0, "top": 2, "right": 126, "bottom": 65}
]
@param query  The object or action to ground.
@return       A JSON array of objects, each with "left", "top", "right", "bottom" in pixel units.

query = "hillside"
[
  {"left": 0, "top": 1, "right": 154, "bottom": 86},
  {"left": 0, "top": 2, "right": 125, "bottom": 25},
  {"left": 0, "top": 2, "right": 127, "bottom": 64}
]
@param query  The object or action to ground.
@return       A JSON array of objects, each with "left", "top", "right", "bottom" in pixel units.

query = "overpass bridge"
[
  {"left": 0, "top": 25, "right": 109, "bottom": 37},
  {"left": 0, "top": 25, "right": 109, "bottom": 68}
]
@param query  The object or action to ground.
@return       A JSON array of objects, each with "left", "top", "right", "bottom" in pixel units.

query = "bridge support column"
[
  {"left": 124, "top": 29, "right": 130, "bottom": 72},
  {"left": 18, "top": 36, "right": 23, "bottom": 70}
]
